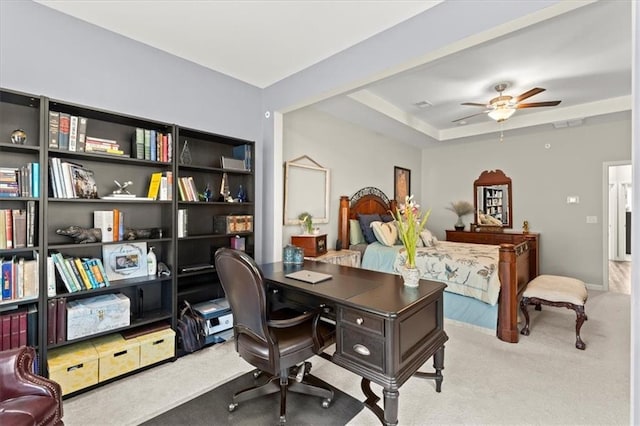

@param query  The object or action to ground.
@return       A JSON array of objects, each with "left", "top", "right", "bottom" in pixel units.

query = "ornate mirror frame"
[{"left": 473, "top": 169, "right": 513, "bottom": 229}]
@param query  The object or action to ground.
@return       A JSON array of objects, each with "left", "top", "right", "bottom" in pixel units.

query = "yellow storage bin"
[
  {"left": 47, "top": 341, "right": 99, "bottom": 395},
  {"left": 136, "top": 328, "right": 176, "bottom": 367},
  {"left": 92, "top": 334, "right": 140, "bottom": 382}
]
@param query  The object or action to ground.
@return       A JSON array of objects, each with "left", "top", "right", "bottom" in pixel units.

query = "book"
[
  {"left": 1, "top": 314, "right": 9, "bottom": 350},
  {"left": 4, "top": 209, "right": 13, "bottom": 249},
  {"left": 147, "top": 172, "right": 162, "bottom": 199},
  {"left": 10, "top": 312, "right": 19, "bottom": 348},
  {"left": 74, "top": 257, "right": 93, "bottom": 290},
  {"left": 113, "top": 208, "right": 120, "bottom": 242},
  {"left": 26, "top": 200, "right": 36, "bottom": 248},
  {"left": 0, "top": 211, "right": 5, "bottom": 249},
  {"left": 12, "top": 208, "right": 26, "bottom": 249},
  {"left": 134, "top": 128, "right": 144, "bottom": 160},
  {"left": 60, "top": 161, "right": 76, "bottom": 198},
  {"left": 81, "top": 258, "right": 99, "bottom": 289},
  {"left": 94, "top": 210, "right": 114, "bottom": 243},
  {"left": 77, "top": 116, "right": 88, "bottom": 152},
  {"left": 58, "top": 113, "right": 70, "bottom": 150},
  {"left": 18, "top": 309, "right": 27, "bottom": 347},
  {"left": 48, "top": 111, "right": 60, "bottom": 148},
  {"left": 16, "top": 257, "right": 24, "bottom": 299},
  {"left": 22, "top": 259, "right": 38, "bottom": 298},
  {"left": 68, "top": 115, "right": 78, "bottom": 151},
  {"left": 144, "top": 129, "right": 151, "bottom": 160},
  {"left": 2, "top": 258, "right": 12, "bottom": 299},
  {"left": 26, "top": 305, "right": 38, "bottom": 347},
  {"left": 62, "top": 256, "right": 82, "bottom": 292},
  {"left": 56, "top": 297, "right": 66, "bottom": 343},
  {"left": 51, "top": 252, "right": 75, "bottom": 293},
  {"left": 69, "top": 163, "right": 98, "bottom": 199},
  {"left": 150, "top": 129, "right": 157, "bottom": 161},
  {"left": 178, "top": 209, "right": 188, "bottom": 238},
  {"left": 47, "top": 299, "right": 57, "bottom": 345},
  {"left": 46, "top": 255, "right": 56, "bottom": 297},
  {"left": 31, "top": 162, "right": 39, "bottom": 198}
]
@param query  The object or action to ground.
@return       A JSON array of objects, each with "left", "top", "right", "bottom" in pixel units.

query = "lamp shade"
[{"left": 488, "top": 107, "right": 516, "bottom": 122}]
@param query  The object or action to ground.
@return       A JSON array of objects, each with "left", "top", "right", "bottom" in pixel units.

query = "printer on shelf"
[{"left": 192, "top": 298, "right": 233, "bottom": 344}]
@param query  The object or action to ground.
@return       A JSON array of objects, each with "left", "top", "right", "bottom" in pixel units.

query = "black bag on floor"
[{"left": 177, "top": 300, "right": 206, "bottom": 353}]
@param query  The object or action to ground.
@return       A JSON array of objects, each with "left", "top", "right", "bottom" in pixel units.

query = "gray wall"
[
  {"left": 283, "top": 108, "right": 422, "bottom": 249},
  {"left": 422, "top": 112, "right": 631, "bottom": 287},
  {"left": 0, "top": 0, "right": 264, "bottom": 258}
]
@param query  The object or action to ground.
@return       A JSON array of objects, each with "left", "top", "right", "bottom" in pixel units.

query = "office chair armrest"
[{"left": 267, "top": 309, "right": 320, "bottom": 328}]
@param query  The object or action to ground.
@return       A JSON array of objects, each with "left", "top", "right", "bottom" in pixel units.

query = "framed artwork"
[
  {"left": 102, "top": 242, "right": 148, "bottom": 281},
  {"left": 394, "top": 166, "right": 411, "bottom": 204}
]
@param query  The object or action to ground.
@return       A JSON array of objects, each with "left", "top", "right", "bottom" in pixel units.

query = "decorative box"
[
  {"left": 291, "top": 234, "right": 327, "bottom": 257},
  {"left": 47, "top": 341, "right": 99, "bottom": 395},
  {"left": 92, "top": 333, "right": 140, "bottom": 382},
  {"left": 66, "top": 293, "right": 131, "bottom": 340},
  {"left": 135, "top": 328, "right": 176, "bottom": 367},
  {"left": 230, "top": 235, "right": 246, "bottom": 251},
  {"left": 214, "top": 215, "right": 253, "bottom": 234}
]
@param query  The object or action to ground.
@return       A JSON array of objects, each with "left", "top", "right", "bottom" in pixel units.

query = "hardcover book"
[
  {"left": 48, "top": 111, "right": 60, "bottom": 148},
  {"left": 56, "top": 297, "right": 66, "bottom": 343},
  {"left": 93, "top": 210, "right": 114, "bottom": 243},
  {"left": 77, "top": 117, "right": 88, "bottom": 152},
  {"left": 58, "top": 113, "right": 70, "bottom": 150},
  {"left": 69, "top": 164, "right": 99, "bottom": 199},
  {"left": 47, "top": 299, "right": 57, "bottom": 345},
  {"left": 11, "top": 209, "right": 26, "bottom": 249},
  {"left": 68, "top": 115, "right": 78, "bottom": 152}
]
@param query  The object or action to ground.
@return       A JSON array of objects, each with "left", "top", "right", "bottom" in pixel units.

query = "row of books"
[
  {"left": 1, "top": 306, "right": 37, "bottom": 350},
  {"left": 177, "top": 176, "right": 200, "bottom": 202},
  {"left": 48, "top": 111, "right": 88, "bottom": 152},
  {"left": 1, "top": 255, "right": 39, "bottom": 301},
  {"left": 49, "top": 157, "right": 98, "bottom": 199},
  {"left": 146, "top": 171, "right": 173, "bottom": 200},
  {"left": 84, "top": 136, "right": 125, "bottom": 156},
  {"left": 94, "top": 209, "right": 126, "bottom": 243},
  {"left": 0, "top": 203, "right": 37, "bottom": 249},
  {"left": 47, "top": 298, "right": 66, "bottom": 344},
  {"left": 133, "top": 128, "right": 173, "bottom": 163},
  {"left": 50, "top": 252, "right": 110, "bottom": 294},
  {"left": 0, "top": 163, "right": 39, "bottom": 198}
]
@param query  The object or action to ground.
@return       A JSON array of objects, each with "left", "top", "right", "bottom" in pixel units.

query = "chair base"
[
  {"left": 520, "top": 296, "right": 587, "bottom": 350},
  {"left": 229, "top": 364, "right": 333, "bottom": 423}
]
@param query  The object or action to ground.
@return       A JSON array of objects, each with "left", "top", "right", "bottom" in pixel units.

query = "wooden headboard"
[{"left": 338, "top": 187, "right": 397, "bottom": 246}]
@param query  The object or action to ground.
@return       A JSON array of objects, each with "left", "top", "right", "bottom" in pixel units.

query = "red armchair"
[{"left": 0, "top": 346, "right": 63, "bottom": 426}]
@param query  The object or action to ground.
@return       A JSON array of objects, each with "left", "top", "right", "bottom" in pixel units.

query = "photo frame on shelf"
[
  {"left": 102, "top": 242, "right": 148, "bottom": 281},
  {"left": 394, "top": 166, "right": 411, "bottom": 204}
]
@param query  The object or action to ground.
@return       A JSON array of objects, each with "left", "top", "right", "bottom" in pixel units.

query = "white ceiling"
[{"left": 35, "top": 1, "right": 631, "bottom": 146}]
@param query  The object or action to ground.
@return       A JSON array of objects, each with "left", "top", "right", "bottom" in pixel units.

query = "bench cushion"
[{"left": 523, "top": 275, "right": 588, "bottom": 306}]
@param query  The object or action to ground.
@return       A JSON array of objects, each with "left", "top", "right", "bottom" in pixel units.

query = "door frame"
[{"left": 603, "top": 160, "right": 632, "bottom": 291}]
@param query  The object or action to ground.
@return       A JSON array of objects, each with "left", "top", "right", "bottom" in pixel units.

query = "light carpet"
[{"left": 62, "top": 290, "right": 630, "bottom": 425}]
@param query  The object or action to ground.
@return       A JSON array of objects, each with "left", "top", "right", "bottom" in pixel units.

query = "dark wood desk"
[{"left": 260, "top": 261, "right": 448, "bottom": 426}]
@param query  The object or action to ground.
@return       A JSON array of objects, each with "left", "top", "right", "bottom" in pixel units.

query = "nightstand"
[{"left": 304, "top": 249, "right": 361, "bottom": 268}]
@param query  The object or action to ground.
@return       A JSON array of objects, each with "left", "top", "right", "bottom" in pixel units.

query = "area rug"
[{"left": 141, "top": 371, "right": 364, "bottom": 425}]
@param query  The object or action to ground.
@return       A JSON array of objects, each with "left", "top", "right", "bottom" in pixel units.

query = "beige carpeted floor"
[{"left": 62, "top": 290, "right": 630, "bottom": 425}]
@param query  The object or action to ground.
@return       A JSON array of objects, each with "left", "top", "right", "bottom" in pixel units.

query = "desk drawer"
[
  {"left": 338, "top": 326, "right": 384, "bottom": 373},
  {"left": 340, "top": 308, "right": 384, "bottom": 336}
]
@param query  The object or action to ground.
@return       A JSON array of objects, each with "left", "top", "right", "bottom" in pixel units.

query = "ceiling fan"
[{"left": 452, "top": 83, "right": 561, "bottom": 123}]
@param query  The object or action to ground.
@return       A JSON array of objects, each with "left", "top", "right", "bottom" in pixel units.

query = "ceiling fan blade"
[
  {"left": 515, "top": 87, "right": 545, "bottom": 103},
  {"left": 451, "top": 111, "right": 489, "bottom": 123},
  {"left": 461, "top": 102, "right": 488, "bottom": 107},
  {"left": 516, "top": 100, "right": 561, "bottom": 108}
]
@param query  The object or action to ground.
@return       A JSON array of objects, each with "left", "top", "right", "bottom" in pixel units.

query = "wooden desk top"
[{"left": 259, "top": 260, "right": 446, "bottom": 316}]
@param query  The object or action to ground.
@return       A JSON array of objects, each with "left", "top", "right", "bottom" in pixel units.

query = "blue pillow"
[
  {"left": 381, "top": 214, "right": 395, "bottom": 223},
  {"left": 358, "top": 213, "right": 382, "bottom": 244}
]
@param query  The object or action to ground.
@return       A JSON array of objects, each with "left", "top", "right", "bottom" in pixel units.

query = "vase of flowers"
[
  {"left": 392, "top": 195, "right": 431, "bottom": 287},
  {"left": 446, "top": 201, "right": 474, "bottom": 231},
  {"left": 298, "top": 212, "right": 313, "bottom": 234}
]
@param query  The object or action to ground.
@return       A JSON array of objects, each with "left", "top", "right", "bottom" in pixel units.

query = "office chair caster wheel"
[
  {"left": 303, "top": 361, "right": 312, "bottom": 376},
  {"left": 279, "top": 415, "right": 286, "bottom": 424},
  {"left": 228, "top": 403, "right": 238, "bottom": 412},
  {"left": 322, "top": 398, "right": 331, "bottom": 408},
  {"left": 253, "top": 369, "right": 262, "bottom": 379}
]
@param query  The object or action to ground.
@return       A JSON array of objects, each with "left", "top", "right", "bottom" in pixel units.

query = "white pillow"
[
  {"left": 394, "top": 220, "right": 425, "bottom": 247},
  {"left": 420, "top": 229, "right": 438, "bottom": 247},
  {"left": 370, "top": 221, "right": 398, "bottom": 247}
]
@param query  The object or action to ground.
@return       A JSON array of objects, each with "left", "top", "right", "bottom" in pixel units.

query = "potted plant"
[
  {"left": 446, "top": 201, "right": 474, "bottom": 231},
  {"left": 298, "top": 212, "right": 313, "bottom": 234},
  {"left": 392, "top": 195, "right": 431, "bottom": 287}
]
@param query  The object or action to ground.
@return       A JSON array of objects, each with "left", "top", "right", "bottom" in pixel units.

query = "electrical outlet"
[{"left": 586, "top": 216, "right": 598, "bottom": 224}]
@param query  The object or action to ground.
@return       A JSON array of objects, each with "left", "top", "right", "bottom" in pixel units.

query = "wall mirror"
[
  {"left": 283, "top": 155, "right": 330, "bottom": 225},
  {"left": 474, "top": 169, "right": 512, "bottom": 228}
]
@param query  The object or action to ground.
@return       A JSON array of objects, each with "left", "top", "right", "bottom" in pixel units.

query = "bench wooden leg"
[
  {"left": 520, "top": 297, "right": 531, "bottom": 336},
  {"left": 573, "top": 305, "right": 587, "bottom": 350}
]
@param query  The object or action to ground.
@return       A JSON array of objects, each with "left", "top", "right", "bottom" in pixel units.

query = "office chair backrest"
[{"left": 214, "top": 248, "right": 270, "bottom": 343}]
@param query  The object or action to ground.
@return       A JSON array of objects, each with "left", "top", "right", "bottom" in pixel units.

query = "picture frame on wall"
[
  {"left": 394, "top": 166, "right": 411, "bottom": 204},
  {"left": 102, "top": 242, "right": 148, "bottom": 281}
]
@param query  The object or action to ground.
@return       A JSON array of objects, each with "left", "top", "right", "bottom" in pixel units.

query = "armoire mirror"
[{"left": 473, "top": 169, "right": 512, "bottom": 228}]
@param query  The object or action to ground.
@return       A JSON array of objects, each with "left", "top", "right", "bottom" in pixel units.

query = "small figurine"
[
  {"left": 113, "top": 180, "right": 133, "bottom": 195},
  {"left": 203, "top": 183, "right": 212, "bottom": 202},
  {"left": 523, "top": 220, "right": 530, "bottom": 233},
  {"left": 56, "top": 226, "right": 102, "bottom": 244},
  {"left": 10, "top": 129, "right": 27, "bottom": 145}
]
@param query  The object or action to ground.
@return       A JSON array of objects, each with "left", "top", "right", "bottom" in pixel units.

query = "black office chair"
[{"left": 214, "top": 248, "right": 335, "bottom": 423}]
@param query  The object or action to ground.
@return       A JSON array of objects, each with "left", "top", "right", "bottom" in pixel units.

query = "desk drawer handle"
[
  {"left": 353, "top": 344, "right": 370, "bottom": 356},
  {"left": 356, "top": 318, "right": 364, "bottom": 325}
]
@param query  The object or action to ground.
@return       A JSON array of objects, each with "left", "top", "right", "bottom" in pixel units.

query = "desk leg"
[
  {"left": 413, "top": 345, "right": 445, "bottom": 392},
  {"left": 360, "top": 378, "right": 399, "bottom": 426}
]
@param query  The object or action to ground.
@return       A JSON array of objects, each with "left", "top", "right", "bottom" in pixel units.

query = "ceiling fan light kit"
[{"left": 454, "top": 82, "right": 561, "bottom": 124}]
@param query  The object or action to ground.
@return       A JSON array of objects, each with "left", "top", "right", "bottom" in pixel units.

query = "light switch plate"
[{"left": 586, "top": 216, "right": 598, "bottom": 224}]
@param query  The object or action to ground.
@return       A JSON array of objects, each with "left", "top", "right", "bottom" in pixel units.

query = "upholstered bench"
[{"left": 520, "top": 275, "right": 588, "bottom": 350}]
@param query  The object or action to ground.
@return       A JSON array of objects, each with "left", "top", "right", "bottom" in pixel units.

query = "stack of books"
[
  {"left": 0, "top": 306, "right": 37, "bottom": 350},
  {"left": 50, "top": 253, "right": 110, "bottom": 293},
  {"left": 49, "top": 158, "right": 98, "bottom": 199},
  {"left": 48, "top": 112, "right": 88, "bottom": 152},
  {"left": 0, "top": 255, "right": 39, "bottom": 301},
  {"left": 0, "top": 202, "right": 37, "bottom": 249},
  {"left": 133, "top": 128, "right": 172, "bottom": 162}
]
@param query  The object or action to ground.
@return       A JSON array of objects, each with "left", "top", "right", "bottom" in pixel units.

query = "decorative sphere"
[{"left": 10, "top": 129, "right": 27, "bottom": 145}]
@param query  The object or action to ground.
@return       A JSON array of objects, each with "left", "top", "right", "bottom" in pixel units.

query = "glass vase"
[
  {"left": 454, "top": 216, "right": 465, "bottom": 231},
  {"left": 401, "top": 266, "right": 420, "bottom": 288}
]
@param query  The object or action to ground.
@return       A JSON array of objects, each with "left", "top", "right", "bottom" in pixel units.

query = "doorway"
[{"left": 605, "top": 162, "right": 632, "bottom": 294}]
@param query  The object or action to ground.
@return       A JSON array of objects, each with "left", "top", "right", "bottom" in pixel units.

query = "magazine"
[{"left": 69, "top": 164, "right": 99, "bottom": 199}]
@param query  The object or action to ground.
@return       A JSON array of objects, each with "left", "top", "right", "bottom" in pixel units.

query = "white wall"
[{"left": 283, "top": 108, "right": 422, "bottom": 249}]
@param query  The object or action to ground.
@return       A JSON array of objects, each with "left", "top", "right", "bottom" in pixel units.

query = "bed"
[{"left": 337, "top": 187, "right": 538, "bottom": 343}]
